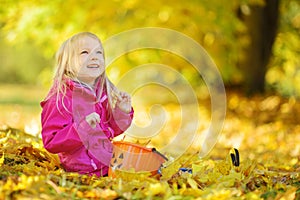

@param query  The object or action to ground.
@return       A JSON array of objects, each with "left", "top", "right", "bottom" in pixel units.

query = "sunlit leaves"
[
  {"left": 0, "top": 153, "right": 4, "bottom": 167},
  {"left": 1, "top": 90, "right": 300, "bottom": 199}
]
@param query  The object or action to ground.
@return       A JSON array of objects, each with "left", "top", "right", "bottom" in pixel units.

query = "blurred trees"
[
  {"left": 0, "top": 0, "right": 299, "bottom": 97},
  {"left": 237, "top": 0, "right": 279, "bottom": 94}
]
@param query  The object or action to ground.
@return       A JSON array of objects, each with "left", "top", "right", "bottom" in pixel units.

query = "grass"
[
  {"left": 0, "top": 84, "right": 47, "bottom": 136},
  {"left": 0, "top": 84, "right": 47, "bottom": 105}
]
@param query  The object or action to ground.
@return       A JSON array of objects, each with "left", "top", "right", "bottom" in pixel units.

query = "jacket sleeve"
[
  {"left": 41, "top": 99, "right": 91, "bottom": 154},
  {"left": 108, "top": 106, "right": 134, "bottom": 138}
]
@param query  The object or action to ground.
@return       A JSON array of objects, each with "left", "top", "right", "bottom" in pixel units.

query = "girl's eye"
[
  {"left": 97, "top": 51, "right": 102, "bottom": 54},
  {"left": 80, "top": 50, "right": 88, "bottom": 55}
]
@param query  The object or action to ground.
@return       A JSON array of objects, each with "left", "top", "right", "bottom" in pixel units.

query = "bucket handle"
[{"left": 152, "top": 148, "right": 168, "bottom": 161}]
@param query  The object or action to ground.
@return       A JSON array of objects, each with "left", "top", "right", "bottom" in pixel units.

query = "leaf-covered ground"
[{"left": 0, "top": 91, "right": 299, "bottom": 200}]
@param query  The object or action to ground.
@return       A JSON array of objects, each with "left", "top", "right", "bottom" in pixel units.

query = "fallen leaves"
[{"left": 0, "top": 92, "right": 300, "bottom": 199}]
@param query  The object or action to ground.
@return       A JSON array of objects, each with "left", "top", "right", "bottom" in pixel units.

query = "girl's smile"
[{"left": 87, "top": 64, "right": 100, "bottom": 68}]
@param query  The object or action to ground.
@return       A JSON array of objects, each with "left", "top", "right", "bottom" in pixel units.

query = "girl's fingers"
[
  {"left": 120, "top": 102, "right": 132, "bottom": 113},
  {"left": 85, "top": 112, "right": 100, "bottom": 128},
  {"left": 111, "top": 90, "right": 132, "bottom": 113},
  {"left": 112, "top": 91, "right": 131, "bottom": 104},
  {"left": 95, "top": 113, "right": 100, "bottom": 123},
  {"left": 120, "top": 91, "right": 130, "bottom": 99},
  {"left": 112, "top": 90, "right": 122, "bottom": 101},
  {"left": 120, "top": 92, "right": 131, "bottom": 103}
]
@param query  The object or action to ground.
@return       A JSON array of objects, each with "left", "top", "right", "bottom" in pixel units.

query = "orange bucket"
[{"left": 108, "top": 141, "right": 167, "bottom": 177}]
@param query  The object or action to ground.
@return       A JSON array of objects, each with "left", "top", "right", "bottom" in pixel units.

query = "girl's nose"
[
  {"left": 90, "top": 50, "right": 99, "bottom": 60},
  {"left": 90, "top": 54, "right": 98, "bottom": 60}
]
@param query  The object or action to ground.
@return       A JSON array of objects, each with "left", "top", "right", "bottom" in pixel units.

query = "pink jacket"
[{"left": 40, "top": 79, "right": 133, "bottom": 176}]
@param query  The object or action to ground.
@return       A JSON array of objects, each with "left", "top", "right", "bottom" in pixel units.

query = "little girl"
[{"left": 40, "top": 32, "right": 133, "bottom": 176}]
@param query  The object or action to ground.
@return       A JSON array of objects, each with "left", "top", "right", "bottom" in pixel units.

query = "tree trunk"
[{"left": 237, "top": 0, "right": 279, "bottom": 95}]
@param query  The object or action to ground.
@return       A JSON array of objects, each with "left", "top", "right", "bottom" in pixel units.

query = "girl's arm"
[
  {"left": 105, "top": 90, "right": 134, "bottom": 137},
  {"left": 41, "top": 100, "right": 92, "bottom": 154},
  {"left": 108, "top": 106, "right": 134, "bottom": 137}
]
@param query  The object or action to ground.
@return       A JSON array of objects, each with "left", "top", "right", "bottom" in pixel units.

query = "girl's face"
[{"left": 77, "top": 36, "right": 105, "bottom": 86}]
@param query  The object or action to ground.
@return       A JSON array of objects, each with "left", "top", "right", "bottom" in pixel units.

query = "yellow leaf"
[
  {"left": 273, "top": 187, "right": 297, "bottom": 200},
  {"left": 146, "top": 183, "right": 164, "bottom": 196},
  {"left": 0, "top": 153, "right": 4, "bottom": 167},
  {"left": 197, "top": 174, "right": 209, "bottom": 183},
  {"left": 114, "top": 169, "right": 151, "bottom": 181},
  {"left": 192, "top": 162, "right": 206, "bottom": 175},
  {"left": 187, "top": 177, "right": 198, "bottom": 189},
  {"left": 160, "top": 161, "right": 181, "bottom": 180},
  {"left": 216, "top": 160, "right": 231, "bottom": 175}
]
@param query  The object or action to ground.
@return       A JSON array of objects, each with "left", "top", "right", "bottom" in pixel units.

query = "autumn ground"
[{"left": 0, "top": 85, "right": 299, "bottom": 199}]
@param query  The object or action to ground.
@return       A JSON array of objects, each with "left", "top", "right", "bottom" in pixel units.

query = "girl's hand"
[
  {"left": 112, "top": 90, "right": 132, "bottom": 113},
  {"left": 85, "top": 112, "right": 100, "bottom": 128}
]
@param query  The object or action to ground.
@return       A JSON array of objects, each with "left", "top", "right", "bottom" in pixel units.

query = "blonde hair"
[{"left": 49, "top": 32, "right": 118, "bottom": 117}]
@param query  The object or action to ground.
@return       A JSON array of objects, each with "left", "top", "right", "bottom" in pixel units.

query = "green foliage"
[
  {"left": 0, "top": 37, "right": 51, "bottom": 85},
  {"left": 0, "top": 0, "right": 299, "bottom": 96},
  {"left": 267, "top": 0, "right": 300, "bottom": 97}
]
